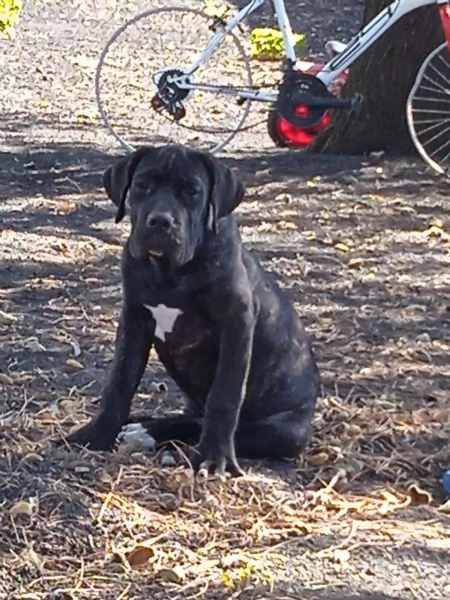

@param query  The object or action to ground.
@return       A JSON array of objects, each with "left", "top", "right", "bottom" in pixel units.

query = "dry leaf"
[
  {"left": 157, "top": 566, "right": 185, "bottom": 584},
  {"left": 254, "top": 169, "right": 271, "bottom": 179},
  {"left": 65, "top": 358, "right": 84, "bottom": 370},
  {"left": 17, "top": 545, "right": 45, "bottom": 573},
  {"left": 344, "top": 424, "right": 362, "bottom": 437},
  {"left": 407, "top": 484, "right": 432, "bottom": 506},
  {"left": 334, "top": 242, "right": 350, "bottom": 253},
  {"left": 21, "top": 452, "right": 44, "bottom": 464},
  {"left": 429, "top": 218, "right": 444, "bottom": 229},
  {"left": 380, "top": 489, "right": 406, "bottom": 505},
  {"left": 10, "top": 497, "right": 39, "bottom": 518},
  {"left": 307, "top": 451, "right": 330, "bottom": 466},
  {"left": 333, "top": 549, "right": 351, "bottom": 564},
  {"left": 56, "top": 200, "right": 77, "bottom": 214},
  {"left": 279, "top": 221, "right": 296, "bottom": 230},
  {"left": 70, "top": 338, "right": 82, "bottom": 358},
  {"left": 0, "top": 373, "right": 14, "bottom": 386},
  {"left": 275, "top": 193, "right": 293, "bottom": 203},
  {"left": 422, "top": 219, "right": 449, "bottom": 241},
  {"left": 156, "top": 492, "right": 179, "bottom": 510},
  {"left": 348, "top": 257, "right": 364, "bottom": 269},
  {"left": 221, "top": 554, "right": 247, "bottom": 568},
  {"left": 24, "top": 338, "right": 46, "bottom": 352},
  {"left": 99, "top": 471, "right": 114, "bottom": 484},
  {"left": 126, "top": 545, "right": 157, "bottom": 568},
  {"left": 437, "top": 499, "right": 450, "bottom": 514},
  {"left": 257, "top": 222, "right": 273, "bottom": 233},
  {"left": 74, "top": 466, "right": 90, "bottom": 474},
  {"left": 0, "top": 310, "right": 17, "bottom": 324}
]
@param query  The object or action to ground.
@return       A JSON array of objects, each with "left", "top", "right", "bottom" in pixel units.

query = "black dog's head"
[{"left": 103, "top": 145, "right": 245, "bottom": 267}]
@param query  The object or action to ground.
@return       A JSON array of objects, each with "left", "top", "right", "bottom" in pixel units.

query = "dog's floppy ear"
[
  {"left": 201, "top": 154, "right": 245, "bottom": 232},
  {"left": 103, "top": 146, "right": 153, "bottom": 223}
]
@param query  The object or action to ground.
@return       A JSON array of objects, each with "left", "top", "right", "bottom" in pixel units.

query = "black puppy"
[{"left": 64, "top": 145, "right": 319, "bottom": 476}]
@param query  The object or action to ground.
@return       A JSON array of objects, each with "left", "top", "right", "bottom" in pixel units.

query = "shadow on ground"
[{"left": 1, "top": 141, "right": 449, "bottom": 600}]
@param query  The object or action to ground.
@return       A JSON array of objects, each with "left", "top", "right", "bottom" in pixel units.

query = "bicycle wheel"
[
  {"left": 95, "top": 6, "right": 253, "bottom": 153},
  {"left": 406, "top": 42, "right": 450, "bottom": 176}
]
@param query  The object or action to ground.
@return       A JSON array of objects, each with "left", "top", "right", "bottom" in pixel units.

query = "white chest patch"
[{"left": 144, "top": 303, "right": 183, "bottom": 342}]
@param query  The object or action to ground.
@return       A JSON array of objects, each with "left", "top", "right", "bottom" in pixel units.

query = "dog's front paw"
[
  {"left": 194, "top": 438, "right": 244, "bottom": 478},
  {"left": 117, "top": 422, "right": 156, "bottom": 450},
  {"left": 58, "top": 419, "right": 117, "bottom": 451}
]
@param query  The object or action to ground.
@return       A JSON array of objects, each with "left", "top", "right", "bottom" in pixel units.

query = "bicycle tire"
[
  {"left": 95, "top": 6, "right": 253, "bottom": 154},
  {"left": 406, "top": 42, "right": 450, "bottom": 176}
]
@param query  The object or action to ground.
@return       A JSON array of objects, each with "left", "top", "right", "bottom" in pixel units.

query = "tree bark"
[{"left": 312, "top": 1, "right": 444, "bottom": 155}]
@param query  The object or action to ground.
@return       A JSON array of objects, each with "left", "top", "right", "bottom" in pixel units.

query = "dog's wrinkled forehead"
[
  {"left": 104, "top": 144, "right": 244, "bottom": 225},
  {"left": 131, "top": 146, "right": 208, "bottom": 192}
]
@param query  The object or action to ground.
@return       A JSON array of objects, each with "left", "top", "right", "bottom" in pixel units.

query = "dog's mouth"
[
  {"left": 148, "top": 249, "right": 164, "bottom": 258},
  {"left": 129, "top": 227, "right": 189, "bottom": 266},
  {"left": 146, "top": 233, "right": 177, "bottom": 260}
]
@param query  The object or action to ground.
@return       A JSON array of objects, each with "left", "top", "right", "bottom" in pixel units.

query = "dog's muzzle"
[
  {"left": 135, "top": 210, "right": 181, "bottom": 259},
  {"left": 146, "top": 212, "right": 177, "bottom": 257},
  {"left": 146, "top": 211, "right": 176, "bottom": 232}
]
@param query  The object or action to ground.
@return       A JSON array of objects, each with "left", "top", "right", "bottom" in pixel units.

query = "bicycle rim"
[
  {"left": 95, "top": 6, "right": 253, "bottom": 154},
  {"left": 406, "top": 42, "right": 450, "bottom": 176}
]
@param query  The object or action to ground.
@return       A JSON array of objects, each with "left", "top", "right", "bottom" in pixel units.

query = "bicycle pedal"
[
  {"left": 173, "top": 103, "right": 186, "bottom": 121},
  {"left": 351, "top": 93, "right": 364, "bottom": 115},
  {"left": 151, "top": 95, "right": 164, "bottom": 111}
]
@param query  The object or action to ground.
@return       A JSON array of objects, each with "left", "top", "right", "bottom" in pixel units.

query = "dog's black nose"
[{"left": 147, "top": 212, "right": 175, "bottom": 231}]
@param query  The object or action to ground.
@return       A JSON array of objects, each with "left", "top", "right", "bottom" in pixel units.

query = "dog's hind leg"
[
  {"left": 118, "top": 415, "right": 202, "bottom": 450},
  {"left": 234, "top": 408, "right": 315, "bottom": 460},
  {"left": 117, "top": 409, "right": 314, "bottom": 461}
]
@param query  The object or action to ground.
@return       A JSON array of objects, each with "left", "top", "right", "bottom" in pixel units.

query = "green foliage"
[
  {"left": 250, "top": 27, "right": 306, "bottom": 61},
  {"left": 0, "top": 0, "right": 22, "bottom": 38},
  {"left": 221, "top": 560, "right": 275, "bottom": 592}
]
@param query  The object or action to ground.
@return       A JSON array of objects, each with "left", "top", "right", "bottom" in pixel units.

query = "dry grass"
[
  {"left": 1, "top": 387, "right": 449, "bottom": 599},
  {"left": 1, "top": 152, "right": 449, "bottom": 599}
]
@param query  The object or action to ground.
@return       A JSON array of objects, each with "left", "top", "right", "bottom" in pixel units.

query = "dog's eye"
[
  {"left": 183, "top": 183, "right": 202, "bottom": 197},
  {"left": 133, "top": 180, "right": 154, "bottom": 193}
]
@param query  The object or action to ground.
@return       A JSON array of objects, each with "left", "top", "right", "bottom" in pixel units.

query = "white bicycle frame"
[
  {"left": 174, "top": 0, "right": 448, "bottom": 103},
  {"left": 318, "top": 0, "right": 449, "bottom": 87}
]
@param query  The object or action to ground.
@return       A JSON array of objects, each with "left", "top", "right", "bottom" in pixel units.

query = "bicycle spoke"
[
  {"left": 428, "top": 63, "right": 450, "bottom": 88},
  {"left": 422, "top": 73, "right": 450, "bottom": 96},
  {"left": 416, "top": 84, "right": 450, "bottom": 97},
  {"left": 413, "top": 95, "right": 450, "bottom": 104},
  {"left": 407, "top": 43, "right": 450, "bottom": 175},
  {"left": 413, "top": 117, "right": 450, "bottom": 136},
  {"left": 413, "top": 118, "right": 448, "bottom": 124},
  {"left": 411, "top": 107, "right": 450, "bottom": 114},
  {"left": 419, "top": 120, "right": 450, "bottom": 144},
  {"left": 95, "top": 7, "right": 253, "bottom": 153}
]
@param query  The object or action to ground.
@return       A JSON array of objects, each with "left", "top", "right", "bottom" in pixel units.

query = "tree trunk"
[{"left": 312, "top": 1, "right": 444, "bottom": 155}]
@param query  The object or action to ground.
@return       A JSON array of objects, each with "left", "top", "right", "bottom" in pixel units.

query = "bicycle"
[{"left": 95, "top": 0, "right": 450, "bottom": 175}]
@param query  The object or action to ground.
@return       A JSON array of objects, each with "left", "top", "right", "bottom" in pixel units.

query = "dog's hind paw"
[{"left": 117, "top": 423, "right": 156, "bottom": 451}]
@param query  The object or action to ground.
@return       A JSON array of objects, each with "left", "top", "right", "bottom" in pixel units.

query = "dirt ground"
[{"left": 0, "top": 1, "right": 449, "bottom": 599}]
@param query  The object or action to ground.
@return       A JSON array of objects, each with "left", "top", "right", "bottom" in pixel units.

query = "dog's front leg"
[
  {"left": 62, "top": 305, "right": 153, "bottom": 451},
  {"left": 197, "top": 291, "right": 255, "bottom": 477}
]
